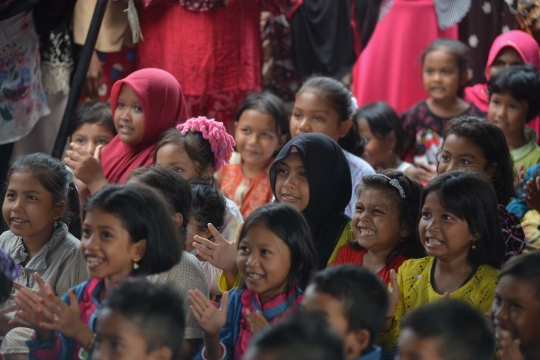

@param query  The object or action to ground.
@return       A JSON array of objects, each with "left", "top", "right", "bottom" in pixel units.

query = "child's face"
[
  {"left": 93, "top": 308, "right": 172, "bottom": 360},
  {"left": 114, "top": 85, "right": 145, "bottom": 146},
  {"left": 237, "top": 224, "right": 291, "bottom": 304},
  {"left": 488, "top": 47, "right": 523, "bottom": 78},
  {"left": 353, "top": 188, "right": 406, "bottom": 254},
  {"left": 438, "top": 134, "right": 494, "bottom": 178},
  {"left": 274, "top": 152, "right": 310, "bottom": 212},
  {"left": 155, "top": 143, "right": 202, "bottom": 180},
  {"left": 302, "top": 286, "right": 368, "bottom": 360},
  {"left": 492, "top": 275, "right": 540, "bottom": 355},
  {"left": 235, "top": 109, "right": 283, "bottom": 171},
  {"left": 397, "top": 329, "right": 445, "bottom": 360},
  {"left": 488, "top": 92, "right": 529, "bottom": 139},
  {"left": 80, "top": 209, "right": 146, "bottom": 286},
  {"left": 290, "top": 90, "right": 351, "bottom": 143},
  {"left": 2, "top": 171, "right": 64, "bottom": 243},
  {"left": 422, "top": 49, "right": 465, "bottom": 102},
  {"left": 357, "top": 118, "right": 395, "bottom": 168},
  {"left": 71, "top": 123, "right": 115, "bottom": 155},
  {"left": 419, "top": 192, "right": 475, "bottom": 263}
]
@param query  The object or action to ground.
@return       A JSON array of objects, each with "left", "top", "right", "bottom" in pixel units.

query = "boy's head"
[
  {"left": 488, "top": 64, "right": 540, "bottom": 138},
  {"left": 244, "top": 310, "right": 345, "bottom": 360},
  {"left": 492, "top": 252, "right": 540, "bottom": 358},
  {"left": 69, "top": 101, "right": 116, "bottom": 155},
  {"left": 92, "top": 279, "right": 185, "bottom": 360},
  {"left": 398, "top": 299, "right": 495, "bottom": 360},
  {"left": 302, "top": 265, "right": 388, "bottom": 360}
]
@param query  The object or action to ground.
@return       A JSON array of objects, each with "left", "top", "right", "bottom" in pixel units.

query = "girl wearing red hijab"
[
  {"left": 65, "top": 68, "right": 189, "bottom": 193},
  {"left": 464, "top": 30, "right": 539, "bottom": 115}
]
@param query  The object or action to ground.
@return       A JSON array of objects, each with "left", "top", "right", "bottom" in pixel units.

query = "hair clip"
[
  {"left": 64, "top": 165, "right": 75, "bottom": 183},
  {"left": 372, "top": 174, "right": 406, "bottom": 198}
]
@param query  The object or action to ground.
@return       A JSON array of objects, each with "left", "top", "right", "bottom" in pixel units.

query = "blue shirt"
[{"left": 357, "top": 345, "right": 382, "bottom": 360}]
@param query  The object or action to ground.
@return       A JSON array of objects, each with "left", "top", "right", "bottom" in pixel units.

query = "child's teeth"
[
  {"left": 248, "top": 273, "right": 263, "bottom": 280},
  {"left": 429, "top": 238, "right": 442, "bottom": 245},
  {"left": 359, "top": 229, "right": 375, "bottom": 235}
]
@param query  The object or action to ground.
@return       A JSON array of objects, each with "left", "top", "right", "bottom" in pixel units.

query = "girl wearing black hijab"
[{"left": 269, "top": 133, "right": 354, "bottom": 269}]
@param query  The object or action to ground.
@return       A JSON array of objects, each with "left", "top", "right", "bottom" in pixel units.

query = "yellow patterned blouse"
[{"left": 377, "top": 256, "right": 499, "bottom": 352}]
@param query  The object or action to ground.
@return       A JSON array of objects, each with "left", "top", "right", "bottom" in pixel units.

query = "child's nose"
[{"left": 298, "top": 118, "right": 311, "bottom": 133}]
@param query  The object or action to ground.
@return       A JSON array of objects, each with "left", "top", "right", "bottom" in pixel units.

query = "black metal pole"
[{"left": 52, "top": 0, "right": 109, "bottom": 159}]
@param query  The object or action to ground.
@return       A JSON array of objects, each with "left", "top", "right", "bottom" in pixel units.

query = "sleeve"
[
  {"left": 499, "top": 206, "right": 526, "bottom": 261},
  {"left": 401, "top": 107, "right": 418, "bottom": 164},
  {"left": 54, "top": 246, "right": 90, "bottom": 298},
  {"left": 469, "top": 268, "right": 498, "bottom": 314},
  {"left": 27, "top": 292, "right": 76, "bottom": 359},
  {"left": 220, "top": 200, "right": 243, "bottom": 244},
  {"left": 180, "top": 258, "right": 210, "bottom": 340},
  {"left": 507, "top": 165, "right": 538, "bottom": 219},
  {"left": 327, "top": 223, "right": 354, "bottom": 266},
  {"left": 202, "top": 262, "right": 225, "bottom": 297}
]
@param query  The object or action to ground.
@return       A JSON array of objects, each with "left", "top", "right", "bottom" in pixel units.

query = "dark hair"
[
  {"left": 154, "top": 128, "right": 215, "bottom": 183},
  {"left": 127, "top": 166, "right": 193, "bottom": 250},
  {"left": 440, "top": 117, "right": 516, "bottom": 205},
  {"left": 421, "top": 171, "right": 506, "bottom": 268},
  {"left": 357, "top": 170, "right": 426, "bottom": 265},
  {"left": 247, "top": 310, "right": 345, "bottom": 360},
  {"left": 4, "top": 153, "right": 81, "bottom": 238},
  {"left": 488, "top": 64, "right": 540, "bottom": 122},
  {"left": 0, "top": 250, "right": 19, "bottom": 303},
  {"left": 69, "top": 101, "right": 116, "bottom": 138},
  {"left": 84, "top": 184, "right": 181, "bottom": 276},
  {"left": 189, "top": 179, "right": 225, "bottom": 233},
  {"left": 298, "top": 76, "right": 364, "bottom": 157},
  {"left": 235, "top": 91, "right": 290, "bottom": 139},
  {"left": 401, "top": 299, "right": 495, "bottom": 360},
  {"left": 356, "top": 102, "right": 408, "bottom": 156},
  {"left": 422, "top": 39, "right": 469, "bottom": 76},
  {"left": 102, "top": 279, "right": 185, "bottom": 359},
  {"left": 238, "top": 203, "right": 317, "bottom": 292},
  {"left": 499, "top": 252, "right": 540, "bottom": 298},
  {"left": 308, "top": 266, "right": 389, "bottom": 350}
]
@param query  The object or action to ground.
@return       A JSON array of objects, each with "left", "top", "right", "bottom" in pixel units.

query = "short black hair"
[
  {"left": 500, "top": 252, "right": 540, "bottom": 299},
  {"left": 308, "top": 266, "right": 388, "bottom": 349},
  {"left": 128, "top": 166, "right": 193, "bottom": 249},
  {"left": 102, "top": 279, "right": 185, "bottom": 359},
  {"left": 298, "top": 76, "right": 364, "bottom": 157},
  {"left": 357, "top": 170, "right": 426, "bottom": 266},
  {"left": 422, "top": 39, "right": 469, "bottom": 76},
  {"left": 235, "top": 91, "right": 290, "bottom": 139},
  {"left": 84, "top": 184, "right": 181, "bottom": 276},
  {"left": 401, "top": 299, "right": 495, "bottom": 360},
  {"left": 441, "top": 117, "right": 516, "bottom": 205},
  {"left": 239, "top": 203, "right": 317, "bottom": 292},
  {"left": 189, "top": 179, "right": 225, "bottom": 233},
  {"left": 247, "top": 310, "right": 345, "bottom": 360},
  {"left": 356, "top": 102, "right": 408, "bottom": 156},
  {"left": 69, "top": 101, "right": 116, "bottom": 138},
  {"left": 488, "top": 64, "right": 540, "bottom": 122},
  {"left": 421, "top": 171, "right": 506, "bottom": 269}
]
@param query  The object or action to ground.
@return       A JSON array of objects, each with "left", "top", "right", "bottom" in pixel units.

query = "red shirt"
[{"left": 332, "top": 244, "right": 408, "bottom": 285}]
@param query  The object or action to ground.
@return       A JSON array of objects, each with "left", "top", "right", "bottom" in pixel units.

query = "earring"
[
  {"left": 54, "top": 221, "right": 58, "bottom": 228},
  {"left": 133, "top": 262, "right": 139, "bottom": 270},
  {"left": 471, "top": 241, "right": 477, "bottom": 250}
]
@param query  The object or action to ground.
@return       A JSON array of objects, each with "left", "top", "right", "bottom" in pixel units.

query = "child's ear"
[
  {"left": 344, "top": 328, "right": 370, "bottom": 359},
  {"left": 399, "top": 223, "right": 411, "bottom": 239},
  {"left": 386, "top": 131, "right": 397, "bottom": 153},
  {"left": 53, "top": 201, "right": 67, "bottom": 220},
  {"left": 148, "top": 346, "right": 173, "bottom": 360},
  {"left": 172, "top": 213, "right": 184, "bottom": 229},
  {"left": 460, "top": 70, "right": 469, "bottom": 87},
  {"left": 278, "top": 132, "right": 288, "bottom": 148},
  {"left": 131, "top": 239, "right": 147, "bottom": 263},
  {"left": 202, "top": 166, "right": 215, "bottom": 178},
  {"left": 337, "top": 119, "right": 353, "bottom": 139},
  {"left": 485, "top": 162, "right": 498, "bottom": 180}
]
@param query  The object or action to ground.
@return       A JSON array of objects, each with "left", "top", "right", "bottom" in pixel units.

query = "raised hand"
[
  {"left": 245, "top": 309, "right": 269, "bottom": 335},
  {"left": 64, "top": 144, "right": 108, "bottom": 194},
  {"left": 524, "top": 176, "right": 540, "bottom": 213},
  {"left": 497, "top": 329, "right": 524, "bottom": 360},
  {"left": 382, "top": 269, "right": 400, "bottom": 332},
  {"left": 189, "top": 289, "right": 228, "bottom": 337},
  {"left": 514, "top": 164, "right": 525, "bottom": 192},
  {"left": 193, "top": 223, "right": 242, "bottom": 272}
]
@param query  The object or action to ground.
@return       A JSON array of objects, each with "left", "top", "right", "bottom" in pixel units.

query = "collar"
[
  {"left": 357, "top": 345, "right": 382, "bottom": 360},
  {"left": 511, "top": 128, "right": 539, "bottom": 161},
  {"left": 9, "top": 222, "right": 68, "bottom": 270}
]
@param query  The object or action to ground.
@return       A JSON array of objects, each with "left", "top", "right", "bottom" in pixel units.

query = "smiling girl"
[
  {"left": 377, "top": 171, "right": 505, "bottom": 353},
  {"left": 402, "top": 39, "right": 484, "bottom": 183},
  {"left": 65, "top": 68, "right": 189, "bottom": 193}
]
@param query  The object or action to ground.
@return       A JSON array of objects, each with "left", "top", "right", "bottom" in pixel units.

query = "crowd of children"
[{"left": 2, "top": 23, "right": 540, "bottom": 360}]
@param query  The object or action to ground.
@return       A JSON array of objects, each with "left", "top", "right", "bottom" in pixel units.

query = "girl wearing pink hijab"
[
  {"left": 65, "top": 68, "right": 189, "bottom": 193},
  {"left": 464, "top": 30, "right": 540, "bottom": 114}
]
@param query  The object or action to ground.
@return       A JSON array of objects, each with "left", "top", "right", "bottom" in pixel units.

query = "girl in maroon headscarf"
[{"left": 65, "top": 68, "right": 189, "bottom": 193}]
